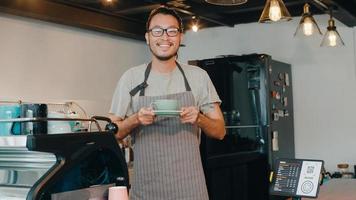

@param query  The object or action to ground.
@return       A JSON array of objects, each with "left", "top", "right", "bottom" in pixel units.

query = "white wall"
[
  {"left": 0, "top": 13, "right": 150, "bottom": 116},
  {"left": 180, "top": 15, "right": 356, "bottom": 173}
]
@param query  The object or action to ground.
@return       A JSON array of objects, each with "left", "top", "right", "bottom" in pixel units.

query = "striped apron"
[{"left": 129, "top": 62, "right": 209, "bottom": 200}]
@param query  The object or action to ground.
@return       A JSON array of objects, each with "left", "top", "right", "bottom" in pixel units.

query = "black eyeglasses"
[{"left": 148, "top": 27, "right": 181, "bottom": 37}]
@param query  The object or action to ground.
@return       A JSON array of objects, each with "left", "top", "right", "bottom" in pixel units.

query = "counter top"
[{"left": 316, "top": 179, "right": 356, "bottom": 200}]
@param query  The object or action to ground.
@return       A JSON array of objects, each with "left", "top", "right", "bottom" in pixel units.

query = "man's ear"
[{"left": 145, "top": 33, "right": 149, "bottom": 45}]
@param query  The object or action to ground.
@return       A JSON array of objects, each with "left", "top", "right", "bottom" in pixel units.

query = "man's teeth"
[{"left": 157, "top": 44, "right": 171, "bottom": 47}]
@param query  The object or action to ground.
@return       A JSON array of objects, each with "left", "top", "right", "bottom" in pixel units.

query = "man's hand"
[
  {"left": 138, "top": 107, "right": 155, "bottom": 125},
  {"left": 180, "top": 103, "right": 225, "bottom": 140},
  {"left": 180, "top": 106, "right": 200, "bottom": 124}
]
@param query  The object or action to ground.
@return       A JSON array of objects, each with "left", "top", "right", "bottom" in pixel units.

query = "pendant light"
[
  {"left": 294, "top": 3, "right": 322, "bottom": 37},
  {"left": 204, "top": 0, "right": 248, "bottom": 6},
  {"left": 259, "top": 0, "right": 291, "bottom": 23},
  {"left": 320, "top": 9, "right": 345, "bottom": 47},
  {"left": 191, "top": 16, "right": 199, "bottom": 32},
  {"left": 101, "top": 0, "right": 116, "bottom": 6}
]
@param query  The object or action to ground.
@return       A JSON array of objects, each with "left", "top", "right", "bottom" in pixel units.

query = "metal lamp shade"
[
  {"left": 259, "top": 0, "right": 291, "bottom": 23},
  {"left": 205, "top": 0, "right": 248, "bottom": 6},
  {"left": 320, "top": 18, "right": 345, "bottom": 47},
  {"left": 294, "top": 4, "right": 322, "bottom": 37}
]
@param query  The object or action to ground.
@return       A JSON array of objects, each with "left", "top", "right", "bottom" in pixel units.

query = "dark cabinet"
[
  {"left": 191, "top": 54, "right": 295, "bottom": 200},
  {"left": 201, "top": 146, "right": 269, "bottom": 200}
]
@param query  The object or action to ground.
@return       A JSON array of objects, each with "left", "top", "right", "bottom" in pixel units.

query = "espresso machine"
[{"left": 0, "top": 101, "right": 128, "bottom": 200}]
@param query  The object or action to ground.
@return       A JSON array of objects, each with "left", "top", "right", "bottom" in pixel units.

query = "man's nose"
[{"left": 161, "top": 31, "right": 169, "bottom": 39}]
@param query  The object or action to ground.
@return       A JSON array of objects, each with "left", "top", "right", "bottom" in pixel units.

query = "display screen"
[{"left": 270, "top": 158, "right": 323, "bottom": 198}]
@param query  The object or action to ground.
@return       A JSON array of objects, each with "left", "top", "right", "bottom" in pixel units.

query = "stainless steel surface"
[
  {"left": 0, "top": 136, "right": 56, "bottom": 199},
  {"left": 88, "top": 118, "right": 101, "bottom": 132},
  {"left": 0, "top": 149, "right": 56, "bottom": 169},
  {"left": 0, "top": 100, "right": 22, "bottom": 104},
  {"left": 0, "top": 168, "right": 51, "bottom": 186},
  {"left": 0, "top": 186, "right": 31, "bottom": 200}
]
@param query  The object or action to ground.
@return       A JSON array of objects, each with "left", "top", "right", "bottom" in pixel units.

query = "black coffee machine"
[
  {"left": 0, "top": 115, "right": 128, "bottom": 200},
  {"left": 26, "top": 116, "right": 128, "bottom": 200}
]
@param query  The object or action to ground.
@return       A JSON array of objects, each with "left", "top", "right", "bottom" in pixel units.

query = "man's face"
[{"left": 145, "top": 14, "right": 183, "bottom": 61}]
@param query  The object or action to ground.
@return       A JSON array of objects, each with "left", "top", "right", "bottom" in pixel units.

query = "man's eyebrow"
[{"left": 150, "top": 25, "right": 179, "bottom": 29}]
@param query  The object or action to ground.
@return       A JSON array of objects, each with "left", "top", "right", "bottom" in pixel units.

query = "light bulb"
[
  {"left": 102, "top": 0, "right": 114, "bottom": 5},
  {"left": 269, "top": 0, "right": 282, "bottom": 22},
  {"left": 302, "top": 17, "right": 313, "bottom": 36},
  {"left": 192, "top": 24, "right": 199, "bottom": 32},
  {"left": 328, "top": 31, "right": 337, "bottom": 47}
]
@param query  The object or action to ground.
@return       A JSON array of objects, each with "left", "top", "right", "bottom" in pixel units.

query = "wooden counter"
[{"left": 316, "top": 179, "right": 356, "bottom": 200}]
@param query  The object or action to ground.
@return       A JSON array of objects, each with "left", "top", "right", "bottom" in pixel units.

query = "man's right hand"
[{"left": 137, "top": 107, "right": 155, "bottom": 125}]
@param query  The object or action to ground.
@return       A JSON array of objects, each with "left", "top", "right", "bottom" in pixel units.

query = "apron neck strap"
[
  {"left": 129, "top": 61, "right": 191, "bottom": 97},
  {"left": 176, "top": 62, "right": 192, "bottom": 92},
  {"left": 129, "top": 63, "right": 151, "bottom": 97}
]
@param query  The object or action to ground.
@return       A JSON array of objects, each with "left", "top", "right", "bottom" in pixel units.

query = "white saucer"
[{"left": 153, "top": 110, "right": 181, "bottom": 116}]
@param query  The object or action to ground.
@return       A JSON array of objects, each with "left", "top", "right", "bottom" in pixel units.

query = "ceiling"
[{"left": 0, "top": 0, "right": 355, "bottom": 40}]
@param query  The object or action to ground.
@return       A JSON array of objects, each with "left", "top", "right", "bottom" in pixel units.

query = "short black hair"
[{"left": 146, "top": 6, "right": 183, "bottom": 32}]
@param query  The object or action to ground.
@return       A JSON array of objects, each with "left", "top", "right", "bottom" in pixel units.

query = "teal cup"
[
  {"left": 0, "top": 105, "right": 21, "bottom": 136},
  {"left": 151, "top": 99, "right": 178, "bottom": 111}
]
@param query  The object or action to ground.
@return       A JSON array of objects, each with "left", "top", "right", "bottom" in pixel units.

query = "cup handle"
[{"left": 150, "top": 102, "right": 157, "bottom": 110}]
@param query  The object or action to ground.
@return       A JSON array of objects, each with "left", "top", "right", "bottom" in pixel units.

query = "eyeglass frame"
[{"left": 147, "top": 27, "right": 182, "bottom": 37}]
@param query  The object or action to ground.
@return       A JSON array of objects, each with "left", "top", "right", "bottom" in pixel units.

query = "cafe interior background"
[{"left": 0, "top": 0, "right": 355, "bottom": 175}]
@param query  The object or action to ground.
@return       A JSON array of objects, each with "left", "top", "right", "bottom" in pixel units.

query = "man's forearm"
[
  {"left": 112, "top": 113, "right": 140, "bottom": 140},
  {"left": 197, "top": 113, "right": 225, "bottom": 140}
]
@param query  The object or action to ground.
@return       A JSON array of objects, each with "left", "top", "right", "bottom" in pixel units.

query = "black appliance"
[
  {"left": 0, "top": 117, "right": 128, "bottom": 200},
  {"left": 189, "top": 54, "right": 295, "bottom": 200}
]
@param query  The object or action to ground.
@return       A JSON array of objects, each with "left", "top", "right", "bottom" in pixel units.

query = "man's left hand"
[{"left": 180, "top": 106, "right": 199, "bottom": 124}]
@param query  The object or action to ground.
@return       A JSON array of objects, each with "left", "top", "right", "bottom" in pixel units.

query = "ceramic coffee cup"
[
  {"left": 151, "top": 99, "right": 178, "bottom": 110},
  {"left": 108, "top": 186, "right": 129, "bottom": 200},
  {"left": 47, "top": 111, "right": 71, "bottom": 134},
  {"left": 0, "top": 104, "right": 21, "bottom": 136},
  {"left": 67, "top": 112, "right": 82, "bottom": 132}
]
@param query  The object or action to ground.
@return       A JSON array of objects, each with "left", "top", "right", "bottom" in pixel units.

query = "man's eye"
[
  {"left": 167, "top": 29, "right": 178, "bottom": 34},
  {"left": 152, "top": 29, "right": 162, "bottom": 34}
]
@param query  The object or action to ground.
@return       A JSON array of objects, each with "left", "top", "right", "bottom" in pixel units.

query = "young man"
[{"left": 109, "top": 6, "right": 225, "bottom": 200}]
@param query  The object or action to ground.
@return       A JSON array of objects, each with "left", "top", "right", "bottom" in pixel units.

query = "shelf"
[{"left": 225, "top": 125, "right": 261, "bottom": 129}]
